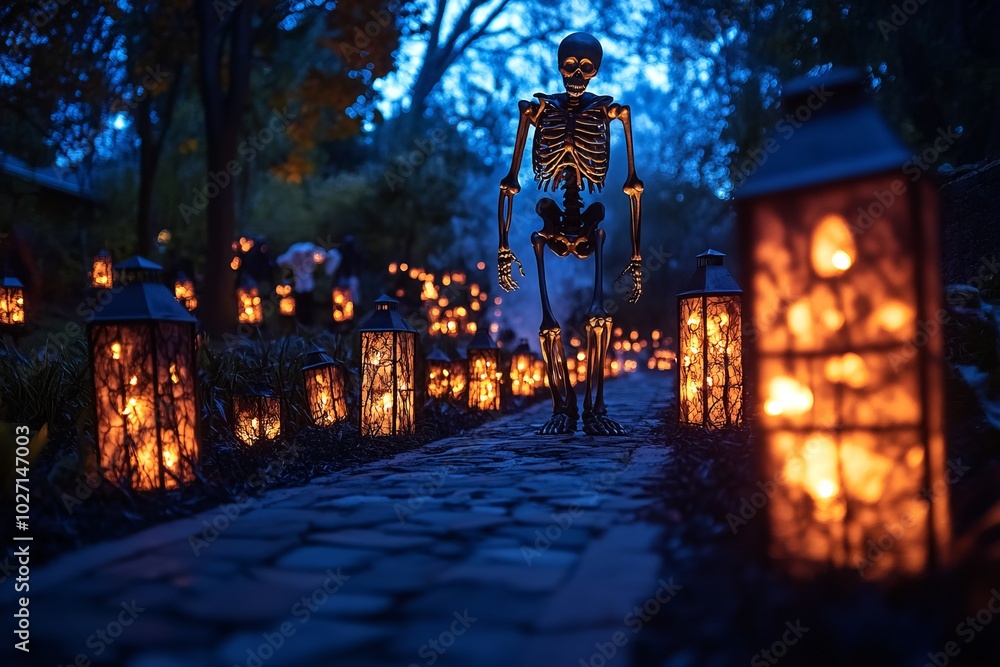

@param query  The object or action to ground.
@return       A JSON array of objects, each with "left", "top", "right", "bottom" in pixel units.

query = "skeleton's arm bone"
[
  {"left": 608, "top": 103, "right": 643, "bottom": 260},
  {"left": 498, "top": 99, "right": 542, "bottom": 248}
]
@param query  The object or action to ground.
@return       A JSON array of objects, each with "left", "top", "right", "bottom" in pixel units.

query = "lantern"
[
  {"left": 508, "top": 339, "right": 535, "bottom": 397},
  {"left": 173, "top": 272, "right": 197, "bottom": 312},
  {"left": 237, "top": 275, "right": 263, "bottom": 324},
  {"left": 533, "top": 357, "right": 548, "bottom": 389},
  {"left": 276, "top": 282, "right": 296, "bottom": 317},
  {"left": 332, "top": 285, "right": 354, "bottom": 323},
  {"left": 91, "top": 250, "right": 113, "bottom": 289},
  {"left": 359, "top": 294, "right": 416, "bottom": 436},
  {"left": 231, "top": 387, "right": 282, "bottom": 445},
  {"left": 0, "top": 276, "right": 26, "bottom": 327},
  {"left": 468, "top": 328, "right": 501, "bottom": 411},
  {"left": 301, "top": 349, "right": 347, "bottom": 426},
  {"left": 426, "top": 347, "right": 452, "bottom": 399},
  {"left": 736, "top": 69, "right": 949, "bottom": 578},
  {"left": 450, "top": 349, "right": 468, "bottom": 401},
  {"left": 88, "top": 257, "right": 199, "bottom": 491},
  {"left": 677, "top": 250, "right": 744, "bottom": 428}
]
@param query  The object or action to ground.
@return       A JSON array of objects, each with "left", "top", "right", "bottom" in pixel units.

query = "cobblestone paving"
[{"left": 11, "top": 372, "right": 675, "bottom": 667}]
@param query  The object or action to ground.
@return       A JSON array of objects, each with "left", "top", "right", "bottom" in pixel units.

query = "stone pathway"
[{"left": 12, "top": 372, "right": 675, "bottom": 667}]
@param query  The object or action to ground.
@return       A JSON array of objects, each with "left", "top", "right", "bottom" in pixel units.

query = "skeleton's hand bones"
[{"left": 498, "top": 247, "right": 524, "bottom": 292}]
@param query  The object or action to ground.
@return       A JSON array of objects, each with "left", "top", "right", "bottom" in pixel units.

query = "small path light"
[
  {"left": 237, "top": 274, "right": 263, "bottom": 325},
  {"left": 426, "top": 347, "right": 452, "bottom": 400},
  {"left": 301, "top": 349, "right": 347, "bottom": 426},
  {"left": 332, "top": 284, "right": 354, "bottom": 323},
  {"left": 677, "top": 250, "right": 744, "bottom": 428},
  {"left": 0, "top": 275, "right": 26, "bottom": 328},
  {"left": 88, "top": 257, "right": 199, "bottom": 490},
  {"left": 509, "top": 339, "right": 536, "bottom": 397},
  {"left": 231, "top": 386, "right": 282, "bottom": 445},
  {"left": 468, "top": 328, "right": 501, "bottom": 411},
  {"left": 91, "top": 249, "right": 113, "bottom": 289},
  {"left": 359, "top": 294, "right": 416, "bottom": 436}
]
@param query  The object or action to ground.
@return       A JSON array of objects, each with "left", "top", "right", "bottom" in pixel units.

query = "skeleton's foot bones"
[
  {"left": 537, "top": 411, "right": 578, "bottom": 435},
  {"left": 582, "top": 410, "right": 628, "bottom": 436}
]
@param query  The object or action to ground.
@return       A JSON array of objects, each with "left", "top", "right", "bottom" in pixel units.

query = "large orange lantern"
[
  {"left": 88, "top": 257, "right": 199, "bottom": 490},
  {"left": 736, "top": 69, "right": 949, "bottom": 579},
  {"left": 359, "top": 295, "right": 416, "bottom": 436},
  {"left": 91, "top": 249, "right": 113, "bottom": 289},
  {"left": 468, "top": 328, "right": 501, "bottom": 411},
  {"left": 677, "top": 250, "right": 743, "bottom": 428},
  {"left": 509, "top": 339, "right": 535, "bottom": 397},
  {"left": 426, "top": 347, "right": 452, "bottom": 399},
  {"left": 237, "top": 275, "right": 263, "bottom": 324},
  {"left": 0, "top": 276, "right": 26, "bottom": 327},
  {"left": 301, "top": 349, "right": 347, "bottom": 426}
]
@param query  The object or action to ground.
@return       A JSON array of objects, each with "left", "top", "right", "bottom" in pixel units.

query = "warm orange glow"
[
  {"left": 237, "top": 287, "right": 263, "bottom": 324},
  {"left": 476, "top": 261, "right": 486, "bottom": 270},
  {"left": 361, "top": 331, "right": 415, "bottom": 436},
  {"left": 303, "top": 365, "right": 347, "bottom": 426},
  {"left": 469, "top": 350, "right": 501, "bottom": 410},
  {"left": 232, "top": 394, "right": 281, "bottom": 445},
  {"left": 509, "top": 343, "right": 536, "bottom": 397},
  {"left": 91, "top": 322, "right": 198, "bottom": 490},
  {"left": 0, "top": 280, "right": 26, "bottom": 326},
  {"left": 332, "top": 287, "right": 354, "bottom": 323},
  {"left": 810, "top": 214, "right": 856, "bottom": 278},
  {"left": 679, "top": 295, "right": 743, "bottom": 427},
  {"left": 427, "top": 358, "right": 450, "bottom": 399},
  {"left": 231, "top": 257, "right": 242, "bottom": 270},
  {"left": 91, "top": 252, "right": 113, "bottom": 289},
  {"left": 174, "top": 280, "right": 197, "bottom": 312}
]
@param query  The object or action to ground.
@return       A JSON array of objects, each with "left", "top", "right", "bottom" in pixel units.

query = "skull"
[{"left": 558, "top": 32, "right": 603, "bottom": 97}]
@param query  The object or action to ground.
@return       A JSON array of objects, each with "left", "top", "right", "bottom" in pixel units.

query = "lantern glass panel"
[
  {"left": 679, "top": 295, "right": 743, "bottom": 427},
  {"left": 449, "top": 358, "right": 467, "bottom": 400},
  {"left": 333, "top": 287, "right": 354, "bottom": 323},
  {"left": 92, "top": 252, "right": 113, "bottom": 289},
  {"left": 361, "top": 331, "right": 414, "bottom": 436},
  {"left": 232, "top": 394, "right": 282, "bottom": 444},
  {"left": 304, "top": 365, "right": 347, "bottom": 426},
  {"left": 91, "top": 321, "right": 198, "bottom": 490},
  {"left": 469, "top": 348, "right": 501, "bottom": 410},
  {"left": 509, "top": 344, "right": 535, "bottom": 397},
  {"left": 427, "top": 359, "right": 450, "bottom": 399},
  {"left": 748, "top": 177, "right": 947, "bottom": 579}
]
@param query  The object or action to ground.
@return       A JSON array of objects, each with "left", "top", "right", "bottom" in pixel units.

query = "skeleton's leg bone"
[
  {"left": 583, "top": 229, "right": 626, "bottom": 436},
  {"left": 533, "top": 231, "right": 577, "bottom": 434}
]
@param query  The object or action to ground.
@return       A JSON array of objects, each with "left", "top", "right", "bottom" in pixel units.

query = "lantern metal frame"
[
  {"left": 677, "top": 249, "right": 744, "bottom": 428},
  {"left": 87, "top": 256, "right": 200, "bottom": 491}
]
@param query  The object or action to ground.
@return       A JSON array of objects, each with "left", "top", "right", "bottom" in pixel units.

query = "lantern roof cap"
[
  {"left": 735, "top": 67, "right": 912, "bottom": 200},
  {"left": 92, "top": 256, "right": 196, "bottom": 324},
  {"left": 468, "top": 327, "right": 499, "bottom": 350},
  {"left": 426, "top": 347, "right": 451, "bottom": 363},
  {"left": 358, "top": 294, "right": 416, "bottom": 332},
  {"left": 2, "top": 275, "right": 24, "bottom": 288},
  {"left": 301, "top": 348, "right": 339, "bottom": 371},
  {"left": 677, "top": 249, "right": 742, "bottom": 296}
]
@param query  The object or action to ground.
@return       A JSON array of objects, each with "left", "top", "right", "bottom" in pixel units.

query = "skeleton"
[{"left": 498, "top": 32, "right": 644, "bottom": 436}]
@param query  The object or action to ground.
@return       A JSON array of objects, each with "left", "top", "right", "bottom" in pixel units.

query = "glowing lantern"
[
  {"left": 0, "top": 276, "right": 26, "bottom": 327},
  {"left": 91, "top": 250, "right": 113, "bottom": 289},
  {"left": 532, "top": 357, "right": 547, "bottom": 389},
  {"left": 237, "top": 275, "right": 263, "bottom": 324},
  {"left": 426, "top": 347, "right": 452, "bottom": 399},
  {"left": 276, "top": 282, "right": 296, "bottom": 317},
  {"left": 301, "top": 349, "right": 347, "bottom": 426},
  {"left": 332, "top": 285, "right": 354, "bottom": 323},
  {"left": 231, "top": 387, "right": 282, "bottom": 445},
  {"left": 468, "top": 328, "right": 501, "bottom": 411},
  {"left": 88, "top": 257, "right": 199, "bottom": 491},
  {"left": 677, "top": 250, "right": 744, "bottom": 428},
  {"left": 509, "top": 339, "right": 535, "bottom": 397},
  {"left": 173, "top": 272, "right": 197, "bottom": 312},
  {"left": 359, "top": 295, "right": 416, "bottom": 436},
  {"left": 736, "top": 69, "right": 949, "bottom": 578},
  {"left": 450, "top": 350, "right": 468, "bottom": 401}
]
